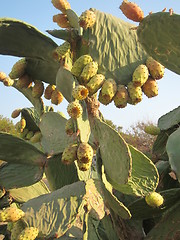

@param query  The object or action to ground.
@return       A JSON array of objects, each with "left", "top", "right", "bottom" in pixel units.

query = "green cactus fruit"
[
  {"left": 79, "top": 9, "right": 96, "bottom": 30},
  {"left": 51, "top": 88, "right": 64, "bottom": 105},
  {"left": 119, "top": 0, "right": 144, "bottom": 22},
  {"left": 3, "top": 77, "right": 14, "bottom": 86},
  {"left": 11, "top": 221, "right": 26, "bottom": 240},
  {"left": 98, "top": 78, "right": 117, "bottom": 105},
  {"left": 146, "top": 56, "right": 165, "bottom": 80},
  {"left": 11, "top": 108, "right": 22, "bottom": 119},
  {"left": 65, "top": 118, "right": 75, "bottom": 136},
  {"left": 53, "top": 41, "right": 71, "bottom": 61},
  {"left": 16, "top": 74, "right": 33, "bottom": 89},
  {"left": 71, "top": 55, "right": 93, "bottom": 77},
  {"left": 132, "top": 64, "right": 149, "bottom": 87},
  {"left": 61, "top": 143, "right": 78, "bottom": 165},
  {"left": 9, "top": 58, "right": 27, "bottom": 79},
  {"left": 145, "top": 192, "right": 164, "bottom": 208},
  {"left": 114, "top": 85, "right": 129, "bottom": 108},
  {"left": 0, "top": 207, "right": 25, "bottom": 222},
  {"left": 127, "top": 81, "right": 142, "bottom": 105},
  {"left": 51, "top": 0, "right": 71, "bottom": 13},
  {"left": 0, "top": 71, "right": 7, "bottom": 81},
  {"left": 44, "top": 84, "right": 56, "bottom": 100},
  {"left": 53, "top": 14, "right": 70, "bottom": 28},
  {"left": 86, "top": 74, "right": 105, "bottom": 95},
  {"left": 80, "top": 61, "right": 98, "bottom": 83},
  {"left": 72, "top": 85, "right": 89, "bottom": 100},
  {"left": 26, "top": 131, "right": 34, "bottom": 140},
  {"left": 67, "top": 100, "right": 83, "bottom": 119},
  {"left": 17, "top": 227, "right": 39, "bottom": 240},
  {"left": 144, "top": 125, "right": 160, "bottom": 136},
  {"left": 142, "top": 77, "right": 158, "bottom": 98},
  {"left": 32, "top": 80, "right": 44, "bottom": 98},
  {"left": 77, "top": 142, "right": 94, "bottom": 164},
  {"left": 77, "top": 160, "right": 92, "bottom": 171},
  {"left": 20, "top": 128, "right": 29, "bottom": 139},
  {"left": 30, "top": 131, "right": 42, "bottom": 143}
]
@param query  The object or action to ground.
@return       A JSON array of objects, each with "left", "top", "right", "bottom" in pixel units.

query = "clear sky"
[{"left": 0, "top": 1, "right": 180, "bottom": 130}]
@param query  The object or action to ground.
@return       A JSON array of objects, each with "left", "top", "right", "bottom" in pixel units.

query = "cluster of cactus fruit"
[{"left": 0, "top": 0, "right": 180, "bottom": 239}]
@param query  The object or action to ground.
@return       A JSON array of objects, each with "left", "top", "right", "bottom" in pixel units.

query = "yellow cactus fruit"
[
  {"left": 71, "top": 55, "right": 93, "bottom": 77},
  {"left": 132, "top": 64, "right": 149, "bottom": 87},
  {"left": 62, "top": 143, "right": 78, "bottom": 165},
  {"left": 145, "top": 192, "right": 164, "bottom": 208},
  {"left": 16, "top": 74, "right": 33, "bottom": 89},
  {"left": 11, "top": 108, "right": 22, "bottom": 119},
  {"left": 146, "top": 56, "right": 165, "bottom": 80},
  {"left": 98, "top": 79, "right": 117, "bottom": 105},
  {"left": 44, "top": 84, "right": 56, "bottom": 100},
  {"left": 77, "top": 142, "right": 94, "bottom": 164},
  {"left": 77, "top": 160, "right": 92, "bottom": 171},
  {"left": 52, "top": 41, "right": 71, "bottom": 61},
  {"left": 51, "top": 0, "right": 71, "bottom": 13},
  {"left": 51, "top": 88, "right": 64, "bottom": 105},
  {"left": 142, "top": 77, "right": 158, "bottom": 98},
  {"left": 0, "top": 71, "right": 7, "bottom": 81},
  {"left": 9, "top": 58, "right": 27, "bottom": 79},
  {"left": 3, "top": 77, "right": 14, "bottom": 86},
  {"left": 67, "top": 101, "right": 83, "bottom": 119},
  {"left": 53, "top": 14, "right": 70, "bottom": 28},
  {"left": 127, "top": 81, "right": 142, "bottom": 105},
  {"left": 72, "top": 85, "right": 89, "bottom": 100},
  {"left": 79, "top": 10, "right": 96, "bottom": 30},
  {"left": 32, "top": 80, "right": 44, "bottom": 98},
  {"left": 114, "top": 85, "right": 129, "bottom": 108},
  {"left": 80, "top": 61, "right": 98, "bottom": 83},
  {"left": 65, "top": 118, "right": 75, "bottom": 136},
  {"left": 86, "top": 74, "right": 105, "bottom": 95},
  {"left": 20, "top": 118, "right": 26, "bottom": 132},
  {"left": 144, "top": 125, "right": 161, "bottom": 136},
  {"left": 0, "top": 207, "right": 25, "bottom": 222},
  {"left": 17, "top": 227, "right": 39, "bottom": 240},
  {"left": 11, "top": 221, "right": 26, "bottom": 240}
]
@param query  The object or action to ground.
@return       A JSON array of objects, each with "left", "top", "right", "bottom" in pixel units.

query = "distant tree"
[{"left": 0, "top": 115, "right": 18, "bottom": 135}]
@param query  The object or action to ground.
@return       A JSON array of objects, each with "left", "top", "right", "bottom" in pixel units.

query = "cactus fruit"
[
  {"left": 9, "top": 58, "right": 27, "bottom": 79},
  {"left": 65, "top": 118, "right": 75, "bottom": 136},
  {"left": 142, "top": 77, "right": 158, "bottom": 98},
  {"left": 127, "top": 81, "right": 142, "bottom": 104},
  {"left": 72, "top": 85, "right": 89, "bottom": 100},
  {"left": 20, "top": 118, "right": 26, "bottom": 132},
  {"left": 80, "top": 61, "right": 98, "bottom": 83},
  {"left": 32, "top": 80, "right": 44, "bottom": 98},
  {"left": 79, "top": 10, "right": 96, "bottom": 30},
  {"left": 114, "top": 85, "right": 129, "bottom": 108},
  {"left": 11, "top": 221, "right": 26, "bottom": 240},
  {"left": 17, "top": 227, "right": 39, "bottom": 240},
  {"left": 77, "top": 160, "right": 92, "bottom": 171},
  {"left": 132, "top": 64, "right": 149, "bottom": 87},
  {"left": 86, "top": 74, "right": 105, "bottom": 95},
  {"left": 51, "top": 88, "right": 64, "bottom": 105},
  {"left": 61, "top": 143, "right": 78, "bottom": 165},
  {"left": 77, "top": 142, "right": 94, "bottom": 164},
  {"left": 16, "top": 74, "right": 33, "bottom": 89},
  {"left": 26, "top": 131, "right": 34, "bottom": 140},
  {"left": 71, "top": 55, "right": 93, "bottom": 77},
  {"left": 11, "top": 108, "right": 22, "bottom": 119},
  {"left": 30, "top": 131, "right": 42, "bottom": 143},
  {"left": 0, "top": 207, "right": 25, "bottom": 222},
  {"left": 119, "top": 0, "right": 144, "bottom": 22},
  {"left": 145, "top": 192, "right": 164, "bottom": 208},
  {"left": 51, "top": 0, "right": 71, "bottom": 13},
  {"left": 20, "top": 128, "right": 29, "bottom": 139},
  {"left": 53, "top": 42, "right": 71, "bottom": 61},
  {"left": 98, "top": 79, "right": 117, "bottom": 105},
  {"left": 53, "top": 14, "right": 70, "bottom": 28},
  {"left": 67, "top": 101, "right": 83, "bottom": 119},
  {"left": 44, "top": 84, "right": 56, "bottom": 100},
  {"left": 0, "top": 71, "right": 7, "bottom": 81},
  {"left": 3, "top": 77, "right": 14, "bottom": 86},
  {"left": 146, "top": 56, "right": 165, "bottom": 80},
  {"left": 144, "top": 125, "right": 160, "bottom": 136}
]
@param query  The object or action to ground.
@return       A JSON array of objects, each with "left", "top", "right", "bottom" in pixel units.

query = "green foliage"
[{"left": 0, "top": 115, "right": 17, "bottom": 136}]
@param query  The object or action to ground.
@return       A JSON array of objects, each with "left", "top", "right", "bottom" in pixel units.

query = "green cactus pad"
[
  {"left": 0, "top": 18, "right": 57, "bottom": 59},
  {"left": 22, "top": 181, "right": 86, "bottom": 238},
  {"left": 20, "top": 108, "right": 40, "bottom": 132},
  {"left": 112, "top": 145, "right": 159, "bottom": 196},
  {"left": 39, "top": 112, "right": 74, "bottom": 155},
  {"left": 0, "top": 132, "right": 47, "bottom": 165},
  {"left": 166, "top": 127, "right": 180, "bottom": 182},
  {"left": 158, "top": 106, "right": 180, "bottom": 131},
  {"left": 81, "top": 9, "right": 147, "bottom": 85},
  {"left": 0, "top": 189, "right": 5, "bottom": 199},
  {"left": 45, "top": 153, "right": 79, "bottom": 191},
  {"left": 0, "top": 194, "right": 13, "bottom": 209},
  {"left": 9, "top": 180, "right": 49, "bottom": 203},
  {"left": 0, "top": 163, "right": 43, "bottom": 189},
  {"left": 137, "top": 12, "right": 180, "bottom": 75}
]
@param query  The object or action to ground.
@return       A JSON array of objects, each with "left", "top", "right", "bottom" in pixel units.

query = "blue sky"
[{"left": 0, "top": 1, "right": 180, "bottom": 130}]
